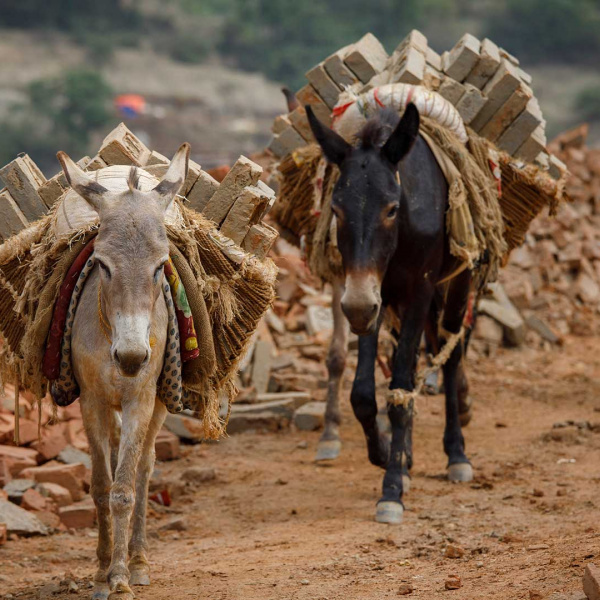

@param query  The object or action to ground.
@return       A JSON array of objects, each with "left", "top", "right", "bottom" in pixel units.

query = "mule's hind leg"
[
  {"left": 316, "top": 281, "right": 349, "bottom": 462},
  {"left": 128, "top": 400, "right": 167, "bottom": 587},
  {"left": 441, "top": 270, "right": 473, "bottom": 482},
  {"left": 80, "top": 399, "right": 117, "bottom": 600},
  {"left": 457, "top": 294, "right": 477, "bottom": 426},
  {"left": 107, "top": 394, "right": 155, "bottom": 600}
]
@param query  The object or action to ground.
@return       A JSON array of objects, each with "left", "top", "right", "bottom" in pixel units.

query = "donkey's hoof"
[
  {"left": 402, "top": 474, "right": 411, "bottom": 495},
  {"left": 92, "top": 585, "right": 109, "bottom": 600},
  {"left": 375, "top": 501, "right": 404, "bottom": 524},
  {"left": 447, "top": 462, "right": 473, "bottom": 482},
  {"left": 315, "top": 439, "right": 341, "bottom": 462},
  {"left": 129, "top": 570, "right": 150, "bottom": 586},
  {"left": 108, "top": 582, "right": 134, "bottom": 600}
]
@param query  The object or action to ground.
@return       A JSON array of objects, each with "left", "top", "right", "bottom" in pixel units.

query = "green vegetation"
[
  {"left": 486, "top": 0, "right": 600, "bottom": 66},
  {"left": 575, "top": 85, "right": 600, "bottom": 123},
  {"left": 2, "top": 1, "right": 599, "bottom": 84},
  {"left": 215, "top": 0, "right": 450, "bottom": 89},
  {"left": 0, "top": 69, "right": 114, "bottom": 172}
]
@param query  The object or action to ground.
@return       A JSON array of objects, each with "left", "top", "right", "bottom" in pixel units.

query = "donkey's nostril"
[{"left": 113, "top": 348, "right": 148, "bottom": 377}]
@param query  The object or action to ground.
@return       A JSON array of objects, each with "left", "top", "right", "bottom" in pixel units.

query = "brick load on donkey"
[{"left": 0, "top": 157, "right": 277, "bottom": 443}]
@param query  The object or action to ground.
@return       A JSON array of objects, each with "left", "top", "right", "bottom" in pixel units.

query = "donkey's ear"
[
  {"left": 152, "top": 143, "right": 190, "bottom": 209},
  {"left": 306, "top": 105, "right": 351, "bottom": 166},
  {"left": 381, "top": 103, "right": 420, "bottom": 166},
  {"left": 57, "top": 151, "right": 109, "bottom": 213}
]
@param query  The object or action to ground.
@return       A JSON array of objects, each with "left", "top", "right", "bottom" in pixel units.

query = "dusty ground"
[{"left": 2, "top": 336, "right": 600, "bottom": 600}]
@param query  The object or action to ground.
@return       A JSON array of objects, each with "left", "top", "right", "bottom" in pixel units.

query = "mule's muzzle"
[
  {"left": 341, "top": 272, "right": 382, "bottom": 336},
  {"left": 113, "top": 348, "right": 149, "bottom": 378}
]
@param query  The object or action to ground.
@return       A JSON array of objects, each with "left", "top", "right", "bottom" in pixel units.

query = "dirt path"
[{"left": 2, "top": 336, "right": 600, "bottom": 600}]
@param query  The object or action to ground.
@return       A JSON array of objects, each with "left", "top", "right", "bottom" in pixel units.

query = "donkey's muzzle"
[
  {"left": 113, "top": 348, "right": 149, "bottom": 378},
  {"left": 341, "top": 271, "right": 381, "bottom": 336}
]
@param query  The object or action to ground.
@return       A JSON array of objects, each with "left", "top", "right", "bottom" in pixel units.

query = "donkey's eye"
[
  {"left": 387, "top": 205, "right": 398, "bottom": 219},
  {"left": 154, "top": 264, "right": 164, "bottom": 283},
  {"left": 98, "top": 261, "right": 111, "bottom": 279}
]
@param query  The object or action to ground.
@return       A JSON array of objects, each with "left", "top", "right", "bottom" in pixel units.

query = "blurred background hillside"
[{"left": 1, "top": 0, "right": 599, "bottom": 173}]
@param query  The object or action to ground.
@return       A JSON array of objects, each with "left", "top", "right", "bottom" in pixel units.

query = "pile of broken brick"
[
  {"left": 481, "top": 123, "right": 600, "bottom": 351},
  {"left": 0, "top": 386, "right": 180, "bottom": 541}
]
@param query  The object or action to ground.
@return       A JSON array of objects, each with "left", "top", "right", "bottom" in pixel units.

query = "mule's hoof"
[
  {"left": 423, "top": 371, "right": 440, "bottom": 395},
  {"left": 402, "top": 474, "right": 411, "bottom": 495},
  {"left": 315, "top": 439, "right": 341, "bottom": 462},
  {"left": 375, "top": 501, "right": 404, "bottom": 524},
  {"left": 129, "top": 570, "right": 150, "bottom": 586},
  {"left": 447, "top": 462, "right": 473, "bottom": 482}
]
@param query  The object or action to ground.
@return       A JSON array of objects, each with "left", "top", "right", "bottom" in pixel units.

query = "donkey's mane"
[
  {"left": 127, "top": 166, "right": 141, "bottom": 192},
  {"left": 355, "top": 108, "right": 400, "bottom": 149}
]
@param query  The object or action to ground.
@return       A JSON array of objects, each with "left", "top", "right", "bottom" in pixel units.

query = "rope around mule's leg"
[{"left": 387, "top": 326, "right": 465, "bottom": 408}]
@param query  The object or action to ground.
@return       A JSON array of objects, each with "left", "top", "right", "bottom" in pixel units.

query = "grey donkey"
[{"left": 57, "top": 143, "right": 190, "bottom": 600}]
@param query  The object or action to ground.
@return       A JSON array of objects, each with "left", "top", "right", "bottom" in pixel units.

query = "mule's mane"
[
  {"left": 355, "top": 108, "right": 400, "bottom": 149},
  {"left": 127, "top": 166, "right": 141, "bottom": 192}
]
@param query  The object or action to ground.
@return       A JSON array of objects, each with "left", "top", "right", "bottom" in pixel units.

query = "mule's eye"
[
  {"left": 98, "top": 260, "right": 111, "bottom": 279},
  {"left": 154, "top": 264, "right": 164, "bottom": 283},
  {"left": 387, "top": 205, "right": 398, "bottom": 219}
]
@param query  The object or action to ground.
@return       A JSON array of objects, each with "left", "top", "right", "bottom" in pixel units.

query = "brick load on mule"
[
  {"left": 266, "top": 31, "right": 569, "bottom": 524},
  {"left": 0, "top": 123, "right": 278, "bottom": 443}
]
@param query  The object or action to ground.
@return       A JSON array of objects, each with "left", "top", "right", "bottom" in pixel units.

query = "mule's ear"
[
  {"left": 281, "top": 86, "right": 299, "bottom": 112},
  {"left": 306, "top": 105, "right": 351, "bottom": 166},
  {"left": 381, "top": 103, "right": 420, "bottom": 165},
  {"left": 57, "top": 151, "right": 109, "bottom": 213},
  {"left": 152, "top": 142, "right": 190, "bottom": 209}
]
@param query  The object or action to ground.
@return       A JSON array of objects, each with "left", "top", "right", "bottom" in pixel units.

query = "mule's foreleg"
[
  {"left": 377, "top": 287, "right": 433, "bottom": 524},
  {"left": 107, "top": 394, "right": 155, "bottom": 600},
  {"left": 128, "top": 400, "right": 167, "bottom": 587},
  {"left": 350, "top": 318, "right": 388, "bottom": 468},
  {"left": 316, "top": 281, "right": 349, "bottom": 462},
  {"left": 441, "top": 270, "right": 473, "bottom": 482}
]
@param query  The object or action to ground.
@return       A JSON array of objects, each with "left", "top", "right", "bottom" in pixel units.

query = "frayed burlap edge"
[{"left": 0, "top": 199, "right": 276, "bottom": 441}]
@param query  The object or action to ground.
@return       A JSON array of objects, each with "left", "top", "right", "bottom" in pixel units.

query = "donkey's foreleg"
[
  {"left": 376, "top": 289, "right": 433, "bottom": 524},
  {"left": 107, "top": 395, "right": 155, "bottom": 600},
  {"left": 350, "top": 319, "right": 388, "bottom": 468},
  {"left": 80, "top": 401, "right": 117, "bottom": 600},
  {"left": 441, "top": 270, "right": 473, "bottom": 483},
  {"left": 128, "top": 400, "right": 167, "bottom": 587},
  {"left": 316, "top": 280, "right": 349, "bottom": 462}
]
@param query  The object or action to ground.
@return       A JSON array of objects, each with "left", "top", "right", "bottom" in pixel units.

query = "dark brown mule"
[{"left": 307, "top": 104, "right": 474, "bottom": 524}]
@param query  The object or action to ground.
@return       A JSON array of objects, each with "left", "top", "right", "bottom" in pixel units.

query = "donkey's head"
[
  {"left": 57, "top": 144, "right": 190, "bottom": 377},
  {"left": 307, "top": 104, "right": 419, "bottom": 335}
]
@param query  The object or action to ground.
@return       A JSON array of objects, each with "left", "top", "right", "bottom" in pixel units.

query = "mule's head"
[
  {"left": 307, "top": 104, "right": 420, "bottom": 335},
  {"left": 57, "top": 144, "right": 190, "bottom": 377}
]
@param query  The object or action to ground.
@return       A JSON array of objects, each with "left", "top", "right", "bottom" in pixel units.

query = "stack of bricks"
[
  {"left": 0, "top": 123, "right": 278, "bottom": 259},
  {"left": 267, "top": 30, "right": 564, "bottom": 181}
]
